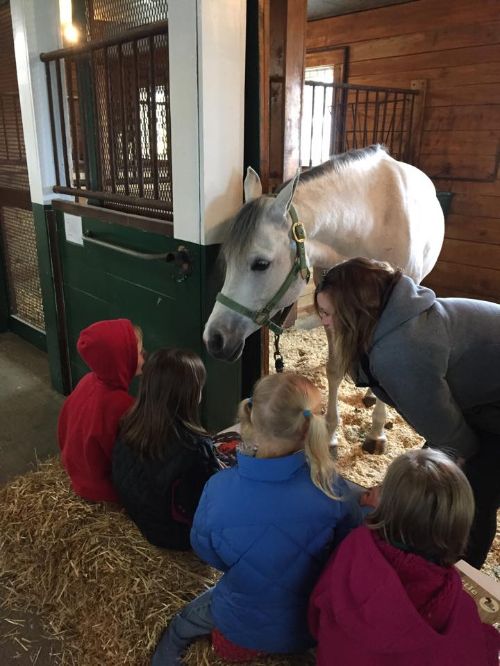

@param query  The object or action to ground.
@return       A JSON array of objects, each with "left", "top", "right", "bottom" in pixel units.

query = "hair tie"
[{"left": 303, "top": 409, "right": 312, "bottom": 418}]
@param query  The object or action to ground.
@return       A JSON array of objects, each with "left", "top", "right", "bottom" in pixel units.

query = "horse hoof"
[
  {"left": 362, "top": 395, "right": 377, "bottom": 408},
  {"left": 362, "top": 437, "right": 387, "bottom": 455}
]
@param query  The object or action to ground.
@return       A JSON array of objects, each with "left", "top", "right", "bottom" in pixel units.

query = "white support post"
[
  {"left": 10, "top": 0, "right": 64, "bottom": 205},
  {"left": 168, "top": 0, "right": 246, "bottom": 245}
]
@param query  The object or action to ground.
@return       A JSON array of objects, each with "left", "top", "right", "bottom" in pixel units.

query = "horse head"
[{"left": 203, "top": 167, "right": 307, "bottom": 362}]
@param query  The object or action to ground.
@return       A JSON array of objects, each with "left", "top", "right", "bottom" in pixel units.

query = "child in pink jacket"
[{"left": 309, "top": 448, "right": 500, "bottom": 666}]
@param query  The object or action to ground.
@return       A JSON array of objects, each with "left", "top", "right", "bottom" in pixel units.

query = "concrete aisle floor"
[{"left": 0, "top": 332, "right": 64, "bottom": 664}]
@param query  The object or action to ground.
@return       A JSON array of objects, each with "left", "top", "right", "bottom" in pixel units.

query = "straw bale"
[
  {"left": 0, "top": 459, "right": 219, "bottom": 665},
  {"left": 0, "top": 460, "right": 316, "bottom": 665}
]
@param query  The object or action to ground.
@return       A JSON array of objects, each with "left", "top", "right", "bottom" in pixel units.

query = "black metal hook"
[
  {"left": 166, "top": 245, "right": 192, "bottom": 282},
  {"left": 274, "top": 333, "right": 285, "bottom": 373}
]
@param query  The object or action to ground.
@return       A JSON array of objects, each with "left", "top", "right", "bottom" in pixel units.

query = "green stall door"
[{"left": 54, "top": 209, "right": 240, "bottom": 433}]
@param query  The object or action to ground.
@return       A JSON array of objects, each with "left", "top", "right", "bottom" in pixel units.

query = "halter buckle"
[
  {"left": 291, "top": 221, "right": 306, "bottom": 243},
  {"left": 254, "top": 311, "right": 269, "bottom": 326}
]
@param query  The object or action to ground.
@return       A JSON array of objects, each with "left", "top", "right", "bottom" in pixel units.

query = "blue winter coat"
[{"left": 190, "top": 450, "right": 363, "bottom": 653}]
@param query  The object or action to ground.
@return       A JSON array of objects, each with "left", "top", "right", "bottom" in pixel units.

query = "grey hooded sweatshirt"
[{"left": 358, "top": 275, "right": 500, "bottom": 459}]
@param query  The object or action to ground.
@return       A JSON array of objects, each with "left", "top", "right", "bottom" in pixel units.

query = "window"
[{"left": 301, "top": 66, "right": 334, "bottom": 168}]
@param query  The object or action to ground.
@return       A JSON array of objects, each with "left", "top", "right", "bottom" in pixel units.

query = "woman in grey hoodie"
[{"left": 315, "top": 257, "right": 500, "bottom": 569}]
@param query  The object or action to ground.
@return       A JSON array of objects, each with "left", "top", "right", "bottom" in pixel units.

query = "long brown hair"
[
  {"left": 314, "top": 257, "right": 402, "bottom": 379},
  {"left": 366, "top": 448, "right": 475, "bottom": 566},
  {"left": 120, "top": 348, "right": 207, "bottom": 459},
  {"left": 237, "top": 373, "right": 338, "bottom": 499}
]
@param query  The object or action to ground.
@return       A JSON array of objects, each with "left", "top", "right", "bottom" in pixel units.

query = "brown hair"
[
  {"left": 366, "top": 448, "right": 475, "bottom": 566},
  {"left": 120, "top": 348, "right": 207, "bottom": 459},
  {"left": 237, "top": 373, "right": 338, "bottom": 499},
  {"left": 314, "top": 257, "right": 402, "bottom": 379}
]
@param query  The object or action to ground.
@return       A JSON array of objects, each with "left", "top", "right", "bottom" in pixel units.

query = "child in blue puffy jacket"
[{"left": 151, "top": 372, "right": 364, "bottom": 664}]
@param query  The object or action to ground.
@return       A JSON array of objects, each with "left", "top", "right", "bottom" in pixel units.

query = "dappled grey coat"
[{"left": 357, "top": 275, "right": 500, "bottom": 459}]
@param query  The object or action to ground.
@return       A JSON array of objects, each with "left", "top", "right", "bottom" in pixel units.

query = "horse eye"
[{"left": 251, "top": 259, "right": 270, "bottom": 272}]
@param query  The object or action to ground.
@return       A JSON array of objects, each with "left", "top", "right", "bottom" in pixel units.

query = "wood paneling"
[
  {"left": 445, "top": 214, "right": 500, "bottom": 246},
  {"left": 428, "top": 261, "right": 500, "bottom": 300},
  {"left": 419, "top": 154, "right": 498, "bottom": 181},
  {"left": 306, "top": 0, "right": 500, "bottom": 302},
  {"left": 349, "top": 63, "right": 500, "bottom": 89},
  {"left": 306, "top": 0, "right": 500, "bottom": 46},
  {"left": 450, "top": 194, "right": 500, "bottom": 219},
  {"left": 424, "top": 106, "right": 500, "bottom": 132},
  {"left": 439, "top": 238, "right": 500, "bottom": 272},
  {"left": 348, "top": 45, "right": 500, "bottom": 78},
  {"left": 346, "top": 21, "right": 500, "bottom": 63},
  {"left": 421, "top": 131, "right": 500, "bottom": 156}
]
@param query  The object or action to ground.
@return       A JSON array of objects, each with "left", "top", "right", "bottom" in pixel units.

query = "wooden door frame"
[{"left": 256, "top": 0, "right": 307, "bottom": 377}]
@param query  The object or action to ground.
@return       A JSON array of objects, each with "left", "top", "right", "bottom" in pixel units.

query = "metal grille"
[
  {"left": 302, "top": 82, "right": 418, "bottom": 167},
  {"left": 92, "top": 32, "right": 172, "bottom": 214},
  {"left": 86, "top": 0, "right": 168, "bottom": 39},
  {"left": 41, "top": 8, "right": 172, "bottom": 220},
  {"left": 0, "top": 93, "right": 26, "bottom": 163},
  {"left": 0, "top": 92, "right": 29, "bottom": 189},
  {"left": 1, "top": 207, "right": 45, "bottom": 330}
]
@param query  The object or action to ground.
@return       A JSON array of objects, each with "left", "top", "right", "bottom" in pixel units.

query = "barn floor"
[{"left": 0, "top": 332, "right": 63, "bottom": 665}]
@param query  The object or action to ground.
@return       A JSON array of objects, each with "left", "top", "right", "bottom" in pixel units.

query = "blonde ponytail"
[
  {"left": 304, "top": 413, "right": 338, "bottom": 499},
  {"left": 239, "top": 373, "right": 338, "bottom": 499}
]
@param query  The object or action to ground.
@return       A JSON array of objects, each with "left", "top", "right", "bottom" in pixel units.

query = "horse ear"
[
  {"left": 273, "top": 170, "right": 300, "bottom": 217},
  {"left": 244, "top": 167, "right": 262, "bottom": 203}
]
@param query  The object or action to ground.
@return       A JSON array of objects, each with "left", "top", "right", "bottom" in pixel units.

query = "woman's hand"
[{"left": 360, "top": 485, "right": 381, "bottom": 508}]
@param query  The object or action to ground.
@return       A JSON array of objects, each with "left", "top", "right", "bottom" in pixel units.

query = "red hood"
[
  {"left": 327, "top": 526, "right": 463, "bottom": 654},
  {"left": 77, "top": 318, "right": 137, "bottom": 389}
]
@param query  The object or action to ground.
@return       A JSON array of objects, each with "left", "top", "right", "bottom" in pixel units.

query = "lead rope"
[{"left": 274, "top": 333, "right": 284, "bottom": 372}]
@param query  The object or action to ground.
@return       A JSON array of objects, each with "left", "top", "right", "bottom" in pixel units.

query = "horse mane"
[
  {"left": 222, "top": 196, "right": 271, "bottom": 263},
  {"left": 223, "top": 145, "right": 389, "bottom": 263},
  {"left": 298, "top": 143, "right": 388, "bottom": 185}
]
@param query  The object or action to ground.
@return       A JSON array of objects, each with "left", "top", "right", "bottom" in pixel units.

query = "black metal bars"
[
  {"left": 40, "top": 20, "right": 172, "bottom": 219},
  {"left": 303, "top": 81, "right": 419, "bottom": 167}
]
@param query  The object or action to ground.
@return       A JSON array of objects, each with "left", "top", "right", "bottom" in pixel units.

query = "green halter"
[{"left": 215, "top": 203, "right": 311, "bottom": 335}]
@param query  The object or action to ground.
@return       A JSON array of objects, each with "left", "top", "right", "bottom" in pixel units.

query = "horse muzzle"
[{"left": 205, "top": 330, "right": 245, "bottom": 362}]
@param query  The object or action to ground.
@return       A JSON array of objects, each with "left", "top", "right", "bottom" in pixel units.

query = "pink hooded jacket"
[{"left": 309, "top": 526, "right": 500, "bottom": 666}]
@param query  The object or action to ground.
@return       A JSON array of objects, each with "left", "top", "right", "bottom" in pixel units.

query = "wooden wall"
[{"left": 306, "top": 0, "right": 500, "bottom": 302}]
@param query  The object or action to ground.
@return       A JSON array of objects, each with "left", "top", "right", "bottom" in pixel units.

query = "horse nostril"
[{"left": 209, "top": 332, "right": 224, "bottom": 354}]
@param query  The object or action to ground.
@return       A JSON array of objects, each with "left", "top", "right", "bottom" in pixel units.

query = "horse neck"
[{"left": 293, "top": 165, "right": 367, "bottom": 237}]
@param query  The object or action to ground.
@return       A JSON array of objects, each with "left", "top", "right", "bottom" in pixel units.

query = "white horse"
[{"left": 203, "top": 145, "right": 444, "bottom": 452}]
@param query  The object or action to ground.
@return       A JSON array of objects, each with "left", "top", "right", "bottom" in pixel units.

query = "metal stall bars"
[
  {"left": 0, "top": 0, "right": 46, "bottom": 340},
  {"left": 301, "top": 81, "right": 421, "bottom": 168},
  {"left": 40, "top": 19, "right": 173, "bottom": 222}
]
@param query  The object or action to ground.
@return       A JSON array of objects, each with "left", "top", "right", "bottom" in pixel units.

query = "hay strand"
[{"left": 0, "top": 459, "right": 316, "bottom": 665}]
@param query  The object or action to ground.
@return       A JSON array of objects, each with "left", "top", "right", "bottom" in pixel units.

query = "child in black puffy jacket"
[{"left": 112, "top": 348, "right": 220, "bottom": 550}]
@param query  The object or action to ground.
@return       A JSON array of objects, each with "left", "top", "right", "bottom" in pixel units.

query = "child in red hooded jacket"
[
  {"left": 309, "top": 448, "right": 500, "bottom": 666},
  {"left": 58, "top": 318, "right": 144, "bottom": 503}
]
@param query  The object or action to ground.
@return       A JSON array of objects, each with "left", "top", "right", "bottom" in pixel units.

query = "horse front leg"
[
  {"left": 324, "top": 328, "right": 342, "bottom": 450},
  {"left": 362, "top": 388, "right": 377, "bottom": 408},
  {"left": 362, "top": 398, "right": 387, "bottom": 455}
]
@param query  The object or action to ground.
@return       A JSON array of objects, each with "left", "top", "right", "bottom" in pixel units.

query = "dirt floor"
[{"left": 275, "top": 325, "right": 500, "bottom": 582}]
